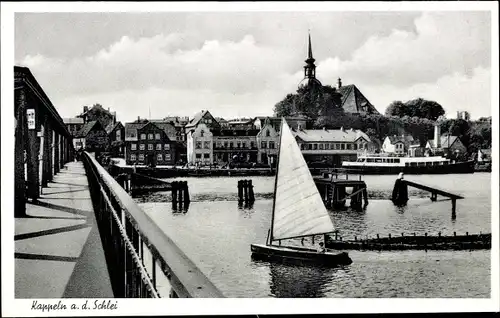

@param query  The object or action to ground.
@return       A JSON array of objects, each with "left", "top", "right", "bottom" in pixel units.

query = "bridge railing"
[{"left": 82, "top": 151, "right": 224, "bottom": 298}]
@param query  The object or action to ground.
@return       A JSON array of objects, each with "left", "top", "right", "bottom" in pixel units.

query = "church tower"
[{"left": 300, "top": 32, "right": 323, "bottom": 89}]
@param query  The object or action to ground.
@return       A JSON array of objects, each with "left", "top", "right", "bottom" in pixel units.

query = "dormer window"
[
  {"left": 200, "top": 130, "right": 204, "bottom": 137},
  {"left": 266, "top": 130, "right": 270, "bottom": 137}
]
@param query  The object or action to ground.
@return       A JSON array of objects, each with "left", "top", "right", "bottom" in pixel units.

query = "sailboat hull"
[{"left": 250, "top": 243, "right": 352, "bottom": 267}]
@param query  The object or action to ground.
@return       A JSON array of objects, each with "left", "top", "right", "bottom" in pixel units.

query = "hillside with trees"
[{"left": 273, "top": 89, "right": 492, "bottom": 156}]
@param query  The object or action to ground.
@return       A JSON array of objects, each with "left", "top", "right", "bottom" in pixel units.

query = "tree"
[
  {"left": 385, "top": 101, "right": 406, "bottom": 117},
  {"left": 385, "top": 98, "right": 445, "bottom": 121}
]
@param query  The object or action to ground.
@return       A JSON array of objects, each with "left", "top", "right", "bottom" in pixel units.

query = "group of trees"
[{"left": 273, "top": 87, "right": 492, "bottom": 156}]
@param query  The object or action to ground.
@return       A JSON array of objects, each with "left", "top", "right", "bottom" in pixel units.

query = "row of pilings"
[
  {"left": 171, "top": 181, "right": 190, "bottom": 210},
  {"left": 237, "top": 179, "right": 255, "bottom": 204}
]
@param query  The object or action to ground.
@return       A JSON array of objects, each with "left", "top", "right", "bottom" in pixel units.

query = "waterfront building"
[
  {"left": 212, "top": 127, "right": 260, "bottom": 165},
  {"left": 184, "top": 110, "right": 221, "bottom": 131},
  {"left": 124, "top": 119, "right": 176, "bottom": 166},
  {"left": 73, "top": 120, "right": 109, "bottom": 153},
  {"left": 77, "top": 104, "right": 117, "bottom": 127},
  {"left": 162, "top": 116, "right": 189, "bottom": 142},
  {"left": 186, "top": 123, "right": 214, "bottom": 165},
  {"left": 408, "top": 144, "right": 425, "bottom": 157},
  {"left": 62, "top": 117, "right": 85, "bottom": 137},
  {"left": 294, "top": 127, "right": 373, "bottom": 166},
  {"left": 105, "top": 121, "right": 125, "bottom": 157},
  {"left": 425, "top": 123, "right": 467, "bottom": 157},
  {"left": 382, "top": 134, "right": 415, "bottom": 156},
  {"left": 477, "top": 148, "right": 492, "bottom": 163},
  {"left": 256, "top": 118, "right": 280, "bottom": 166}
]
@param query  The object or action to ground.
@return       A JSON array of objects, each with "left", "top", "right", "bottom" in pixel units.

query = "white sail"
[{"left": 271, "top": 119, "right": 336, "bottom": 241}]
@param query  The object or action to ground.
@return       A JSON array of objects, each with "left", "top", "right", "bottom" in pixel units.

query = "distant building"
[
  {"left": 336, "top": 79, "right": 379, "bottom": 114},
  {"left": 477, "top": 149, "right": 492, "bottom": 162},
  {"left": 63, "top": 117, "right": 85, "bottom": 137},
  {"left": 105, "top": 121, "right": 125, "bottom": 157},
  {"left": 408, "top": 144, "right": 425, "bottom": 157},
  {"left": 184, "top": 110, "right": 220, "bottom": 131},
  {"left": 212, "top": 126, "right": 261, "bottom": 165},
  {"left": 186, "top": 123, "right": 214, "bottom": 165},
  {"left": 456, "top": 111, "right": 471, "bottom": 121},
  {"left": 382, "top": 134, "right": 415, "bottom": 155},
  {"left": 124, "top": 119, "right": 176, "bottom": 166},
  {"left": 253, "top": 115, "right": 309, "bottom": 131},
  {"left": 256, "top": 118, "right": 280, "bottom": 166},
  {"left": 424, "top": 123, "right": 466, "bottom": 157},
  {"left": 73, "top": 120, "right": 109, "bottom": 153},
  {"left": 77, "top": 104, "right": 116, "bottom": 127},
  {"left": 294, "top": 127, "right": 373, "bottom": 167}
]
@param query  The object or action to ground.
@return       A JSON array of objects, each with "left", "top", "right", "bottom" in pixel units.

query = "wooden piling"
[
  {"left": 391, "top": 179, "right": 408, "bottom": 205},
  {"left": 183, "top": 181, "right": 190, "bottom": 204},
  {"left": 451, "top": 199, "right": 457, "bottom": 219},
  {"left": 237, "top": 180, "right": 243, "bottom": 202},
  {"left": 172, "top": 181, "right": 178, "bottom": 207},
  {"left": 248, "top": 180, "right": 255, "bottom": 202}
]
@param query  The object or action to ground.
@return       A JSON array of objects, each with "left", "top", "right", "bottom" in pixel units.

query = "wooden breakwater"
[{"left": 325, "top": 232, "right": 491, "bottom": 251}]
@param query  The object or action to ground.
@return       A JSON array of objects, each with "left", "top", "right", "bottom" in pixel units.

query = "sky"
[{"left": 14, "top": 10, "right": 492, "bottom": 123}]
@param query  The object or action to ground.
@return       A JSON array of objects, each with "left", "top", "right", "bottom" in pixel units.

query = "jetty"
[
  {"left": 325, "top": 232, "right": 491, "bottom": 251},
  {"left": 392, "top": 177, "right": 464, "bottom": 218},
  {"left": 314, "top": 168, "right": 368, "bottom": 210}
]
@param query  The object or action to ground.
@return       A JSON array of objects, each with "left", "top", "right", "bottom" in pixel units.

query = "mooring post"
[
  {"left": 451, "top": 198, "right": 457, "bottom": 219},
  {"left": 237, "top": 180, "right": 243, "bottom": 202},
  {"left": 248, "top": 180, "right": 255, "bottom": 202},
  {"left": 183, "top": 181, "right": 190, "bottom": 204},
  {"left": 391, "top": 178, "right": 408, "bottom": 205},
  {"left": 312, "top": 236, "right": 315, "bottom": 244},
  {"left": 243, "top": 180, "right": 249, "bottom": 202},
  {"left": 178, "top": 181, "right": 184, "bottom": 206},
  {"left": 362, "top": 187, "right": 368, "bottom": 206},
  {"left": 171, "top": 181, "right": 178, "bottom": 208},
  {"left": 430, "top": 192, "right": 437, "bottom": 202}
]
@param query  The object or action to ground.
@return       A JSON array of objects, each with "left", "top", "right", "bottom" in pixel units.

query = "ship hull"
[
  {"left": 342, "top": 160, "right": 475, "bottom": 175},
  {"left": 250, "top": 243, "right": 352, "bottom": 267}
]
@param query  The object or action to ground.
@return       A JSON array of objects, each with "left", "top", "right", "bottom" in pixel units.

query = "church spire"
[{"left": 304, "top": 31, "right": 317, "bottom": 80}]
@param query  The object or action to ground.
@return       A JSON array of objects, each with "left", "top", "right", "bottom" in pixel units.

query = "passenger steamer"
[{"left": 342, "top": 154, "right": 475, "bottom": 175}]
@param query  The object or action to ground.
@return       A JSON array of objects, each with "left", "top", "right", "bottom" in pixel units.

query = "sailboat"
[{"left": 250, "top": 119, "right": 352, "bottom": 266}]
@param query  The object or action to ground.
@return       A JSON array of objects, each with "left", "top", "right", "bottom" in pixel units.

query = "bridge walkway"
[{"left": 15, "top": 161, "right": 113, "bottom": 298}]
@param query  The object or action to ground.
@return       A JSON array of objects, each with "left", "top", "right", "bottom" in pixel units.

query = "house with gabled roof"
[
  {"left": 124, "top": 119, "right": 177, "bottom": 166},
  {"left": 382, "top": 134, "right": 415, "bottom": 155},
  {"left": 105, "top": 121, "right": 125, "bottom": 157},
  {"left": 73, "top": 120, "right": 109, "bottom": 153},
  {"left": 184, "top": 110, "right": 220, "bottom": 131},
  {"left": 336, "top": 78, "right": 379, "bottom": 114}
]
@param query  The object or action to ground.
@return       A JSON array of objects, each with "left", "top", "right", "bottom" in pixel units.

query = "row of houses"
[{"left": 381, "top": 123, "right": 467, "bottom": 158}]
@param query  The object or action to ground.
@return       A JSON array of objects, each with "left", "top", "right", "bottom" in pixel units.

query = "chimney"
[
  {"left": 337, "top": 77, "right": 342, "bottom": 89},
  {"left": 137, "top": 116, "right": 140, "bottom": 122},
  {"left": 434, "top": 123, "right": 441, "bottom": 148}
]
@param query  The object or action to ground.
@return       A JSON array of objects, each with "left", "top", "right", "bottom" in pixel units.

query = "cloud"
[
  {"left": 16, "top": 11, "right": 491, "bottom": 121},
  {"left": 315, "top": 12, "right": 490, "bottom": 87}
]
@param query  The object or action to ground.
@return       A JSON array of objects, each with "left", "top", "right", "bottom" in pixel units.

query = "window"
[
  {"left": 347, "top": 144, "right": 352, "bottom": 150},
  {"left": 266, "top": 130, "right": 270, "bottom": 137},
  {"left": 200, "top": 130, "right": 204, "bottom": 137},
  {"left": 141, "top": 134, "right": 146, "bottom": 140},
  {"left": 140, "top": 144, "right": 145, "bottom": 150},
  {"left": 204, "top": 141, "right": 210, "bottom": 149},
  {"left": 156, "top": 144, "right": 162, "bottom": 150},
  {"left": 148, "top": 133, "right": 153, "bottom": 140},
  {"left": 341, "top": 144, "right": 346, "bottom": 150},
  {"left": 269, "top": 141, "right": 275, "bottom": 149},
  {"left": 308, "top": 144, "right": 312, "bottom": 150},
  {"left": 313, "top": 144, "right": 318, "bottom": 150},
  {"left": 324, "top": 144, "right": 329, "bottom": 150},
  {"left": 301, "top": 144, "right": 305, "bottom": 150},
  {"left": 131, "top": 143, "right": 137, "bottom": 150},
  {"left": 165, "top": 154, "right": 171, "bottom": 161},
  {"left": 335, "top": 143, "right": 340, "bottom": 150},
  {"left": 229, "top": 142, "right": 233, "bottom": 148},
  {"left": 196, "top": 141, "right": 202, "bottom": 149},
  {"left": 116, "top": 130, "right": 121, "bottom": 141},
  {"left": 148, "top": 144, "right": 153, "bottom": 151},
  {"left": 261, "top": 141, "right": 267, "bottom": 149},
  {"left": 319, "top": 144, "right": 324, "bottom": 150},
  {"left": 237, "top": 142, "right": 241, "bottom": 148},
  {"left": 224, "top": 141, "right": 228, "bottom": 148},
  {"left": 203, "top": 153, "right": 210, "bottom": 159},
  {"left": 155, "top": 133, "right": 161, "bottom": 140},
  {"left": 195, "top": 154, "right": 202, "bottom": 159},
  {"left": 157, "top": 154, "right": 163, "bottom": 161},
  {"left": 250, "top": 141, "right": 254, "bottom": 148},
  {"left": 353, "top": 144, "right": 358, "bottom": 150},
  {"left": 164, "top": 144, "right": 170, "bottom": 150},
  {"left": 130, "top": 154, "right": 136, "bottom": 161},
  {"left": 139, "top": 154, "right": 145, "bottom": 161},
  {"left": 242, "top": 142, "right": 246, "bottom": 148}
]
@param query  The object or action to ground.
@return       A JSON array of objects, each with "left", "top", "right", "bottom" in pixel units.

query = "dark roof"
[
  {"left": 337, "top": 84, "right": 379, "bottom": 114},
  {"left": 124, "top": 121, "right": 148, "bottom": 141},
  {"left": 186, "top": 110, "right": 209, "bottom": 127},
  {"left": 75, "top": 120, "right": 101, "bottom": 138},
  {"left": 105, "top": 122, "right": 123, "bottom": 134},
  {"left": 426, "top": 135, "right": 461, "bottom": 149}
]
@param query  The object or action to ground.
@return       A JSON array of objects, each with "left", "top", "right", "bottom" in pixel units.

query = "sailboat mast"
[{"left": 269, "top": 118, "right": 285, "bottom": 244}]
